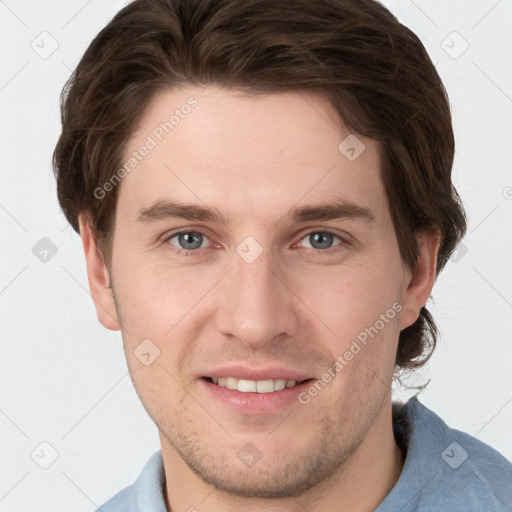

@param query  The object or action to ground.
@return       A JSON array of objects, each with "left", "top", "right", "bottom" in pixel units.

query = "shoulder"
[
  {"left": 94, "top": 451, "right": 167, "bottom": 512},
  {"left": 96, "top": 485, "right": 138, "bottom": 512},
  {"left": 378, "top": 396, "right": 512, "bottom": 512}
]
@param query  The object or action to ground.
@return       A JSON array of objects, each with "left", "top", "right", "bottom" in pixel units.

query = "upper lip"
[{"left": 203, "top": 365, "right": 312, "bottom": 382}]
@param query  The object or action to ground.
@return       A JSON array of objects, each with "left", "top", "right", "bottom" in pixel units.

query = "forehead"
[{"left": 119, "top": 86, "right": 385, "bottom": 221}]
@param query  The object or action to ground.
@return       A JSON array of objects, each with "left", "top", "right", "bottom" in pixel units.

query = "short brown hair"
[{"left": 53, "top": 0, "right": 467, "bottom": 373}]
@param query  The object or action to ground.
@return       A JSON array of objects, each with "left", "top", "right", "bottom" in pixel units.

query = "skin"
[{"left": 79, "top": 86, "right": 439, "bottom": 512}]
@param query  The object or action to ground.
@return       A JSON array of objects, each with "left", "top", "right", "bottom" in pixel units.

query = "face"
[{"left": 81, "top": 86, "right": 435, "bottom": 499}]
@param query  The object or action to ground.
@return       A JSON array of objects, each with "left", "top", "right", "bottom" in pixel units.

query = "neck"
[{"left": 161, "top": 400, "right": 404, "bottom": 512}]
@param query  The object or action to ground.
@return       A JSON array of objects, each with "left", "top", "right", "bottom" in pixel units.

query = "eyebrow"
[
  {"left": 136, "top": 201, "right": 229, "bottom": 224},
  {"left": 136, "top": 198, "right": 375, "bottom": 225},
  {"left": 289, "top": 201, "right": 375, "bottom": 223}
]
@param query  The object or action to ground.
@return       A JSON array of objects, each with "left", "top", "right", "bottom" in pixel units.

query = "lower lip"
[{"left": 200, "top": 378, "right": 314, "bottom": 415}]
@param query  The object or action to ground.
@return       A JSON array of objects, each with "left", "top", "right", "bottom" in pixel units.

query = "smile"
[{"left": 205, "top": 377, "right": 306, "bottom": 393}]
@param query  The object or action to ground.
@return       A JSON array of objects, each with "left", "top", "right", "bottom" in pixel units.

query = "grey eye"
[
  {"left": 171, "top": 232, "right": 204, "bottom": 250},
  {"left": 307, "top": 232, "right": 335, "bottom": 249}
]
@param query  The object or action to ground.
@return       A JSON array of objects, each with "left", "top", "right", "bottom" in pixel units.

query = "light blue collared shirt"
[{"left": 96, "top": 396, "right": 512, "bottom": 511}]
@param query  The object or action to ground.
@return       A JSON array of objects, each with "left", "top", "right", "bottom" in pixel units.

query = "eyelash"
[{"left": 163, "top": 229, "right": 350, "bottom": 256}]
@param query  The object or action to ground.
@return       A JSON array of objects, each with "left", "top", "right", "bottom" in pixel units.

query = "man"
[{"left": 53, "top": 0, "right": 512, "bottom": 510}]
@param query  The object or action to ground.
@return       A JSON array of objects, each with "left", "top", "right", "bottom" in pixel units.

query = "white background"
[{"left": 1, "top": 0, "right": 511, "bottom": 510}]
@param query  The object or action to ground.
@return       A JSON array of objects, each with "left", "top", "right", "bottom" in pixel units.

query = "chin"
[{"left": 167, "top": 426, "right": 357, "bottom": 499}]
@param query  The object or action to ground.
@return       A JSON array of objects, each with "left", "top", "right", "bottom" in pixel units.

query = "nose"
[{"left": 213, "top": 250, "right": 300, "bottom": 349}]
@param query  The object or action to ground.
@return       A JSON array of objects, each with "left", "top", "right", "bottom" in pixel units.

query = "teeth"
[
  {"left": 274, "top": 379, "right": 286, "bottom": 391},
  {"left": 256, "top": 379, "right": 274, "bottom": 393},
  {"left": 226, "top": 377, "right": 238, "bottom": 390},
  {"left": 238, "top": 379, "right": 256, "bottom": 392},
  {"left": 210, "top": 377, "right": 298, "bottom": 393}
]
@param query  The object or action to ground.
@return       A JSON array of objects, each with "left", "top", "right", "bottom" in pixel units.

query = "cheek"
[
  {"left": 290, "top": 255, "right": 403, "bottom": 340},
  {"left": 111, "top": 248, "right": 215, "bottom": 337},
  {"left": 284, "top": 253, "right": 404, "bottom": 390},
  {"left": 111, "top": 257, "right": 222, "bottom": 388}
]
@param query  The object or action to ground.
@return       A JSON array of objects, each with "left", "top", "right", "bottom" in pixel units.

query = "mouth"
[{"left": 203, "top": 376, "right": 313, "bottom": 393}]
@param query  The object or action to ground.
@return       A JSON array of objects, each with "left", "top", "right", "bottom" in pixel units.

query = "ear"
[
  {"left": 399, "top": 231, "right": 440, "bottom": 331},
  {"left": 78, "top": 213, "right": 120, "bottom": 331}
]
